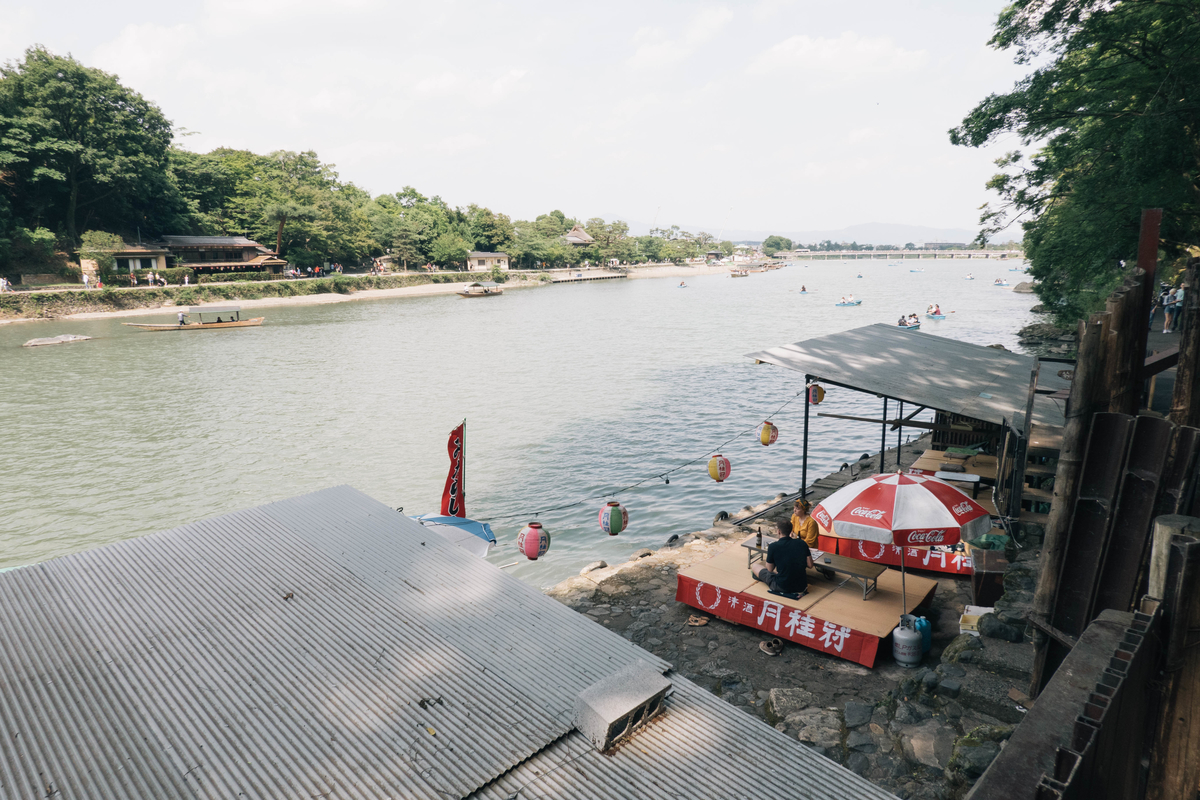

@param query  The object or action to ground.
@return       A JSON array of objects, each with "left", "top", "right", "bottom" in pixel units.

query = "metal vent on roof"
[{"left": 573, "top": 660, "right": 671, "bottom": 752}]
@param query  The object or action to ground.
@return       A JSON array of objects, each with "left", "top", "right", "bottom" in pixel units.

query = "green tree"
[
  {"left": 719, "top": 240, "right": 735, "bottom": 257},
  {"left": 78, "top": 229, "right": 125, "bottom": 275},
  {"left": 951, "top": 0, "right": 1200, "bottom": 324},
  {"left": 0, "top": 47, "right": 177, "bottom": 244},
  {"left": 430, "top": 233, "right": 471, "bottom": 269},
  {"left": 762, "top": 235, "right": 793, "bottom": 255}
]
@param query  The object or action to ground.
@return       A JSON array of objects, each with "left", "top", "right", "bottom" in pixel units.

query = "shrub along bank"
[{"left": 0, "top": 272, "right": 532, "bottom": 319}]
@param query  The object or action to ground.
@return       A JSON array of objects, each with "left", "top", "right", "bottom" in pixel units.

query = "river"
[{"left": 1, "top": 259, "right": 1036, "bottom": 587}]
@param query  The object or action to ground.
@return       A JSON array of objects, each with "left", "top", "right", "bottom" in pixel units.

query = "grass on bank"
[{"left": 0, "top": 271, "right": 553, "bottom": 319}]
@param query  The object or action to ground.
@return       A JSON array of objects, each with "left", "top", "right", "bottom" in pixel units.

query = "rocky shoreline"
[{"left": 545, "top": 436, "right": 1037, "bottom": 799}]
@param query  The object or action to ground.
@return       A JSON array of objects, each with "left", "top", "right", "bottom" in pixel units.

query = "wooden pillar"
[
  {"left": 1134, "top": 209, "right": 1163, "bottom": 387},
  {"left": 1171, "top": 259, "right": 1200, "bottom": 428},
  {"left": 1029, "top": 315, "right": 1107, "bottom": 696},
  {"left": 1145, "top": 515, "right": 1200, "bottom": 800},
  {"left": 1106, "top": 288, "right": 1131, "bottom": 413}
]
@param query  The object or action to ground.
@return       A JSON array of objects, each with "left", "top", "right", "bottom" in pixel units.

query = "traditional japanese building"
[
  {"left": 563, "top": 224, "right": 595, "bottom": 246},
  {"left": 160, "top": 235, "right": 287, "bottom": 274}
]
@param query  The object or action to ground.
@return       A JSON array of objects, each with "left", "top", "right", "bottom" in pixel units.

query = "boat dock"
[{"left": 550, "top": 270, "right": 628, "bottom": 283}]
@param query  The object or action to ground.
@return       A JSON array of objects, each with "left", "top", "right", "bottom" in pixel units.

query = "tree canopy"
[
  {"left": 951, "top": 0, "right": 1200, "bottom": 324},
  {"left": 0, "top": 46, "right": 739, "bottom": 275},
  {"left": 762, "top": 235, "right": 793, "bottom": 255}
]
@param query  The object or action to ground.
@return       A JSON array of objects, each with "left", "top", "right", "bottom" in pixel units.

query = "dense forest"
[
  {"left": 0, "top": 47, "right": 737, "bottom": 275},
  {"left": 952, "top": 0, "right": 1200, "bottom": 324}
]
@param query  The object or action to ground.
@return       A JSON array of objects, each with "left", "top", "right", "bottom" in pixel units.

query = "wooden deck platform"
[{"left": 676, "top": 542, "right": 938, "bottom": 667}]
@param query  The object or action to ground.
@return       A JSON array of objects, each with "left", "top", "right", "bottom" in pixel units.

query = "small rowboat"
[
  {"left": 926, "top": 313, "right": 946, "bottom": 320},
  {"left": 993, "top": 281, "right": 1010, "bottom": 287},
  {"left": 899, "top": 323, "right": 921, "bottom": 330},
  {"left": 730, "top": 270, "right": 750, "bottom": 278},
  {"left": 835, "top": 300, "right": 863, "bottom": 307},
  {"left": 910, "top": 269, "right": 924, "bottom": 273},
  {"left": 123, "top": 306, "right": 263, "bottom": 331}
]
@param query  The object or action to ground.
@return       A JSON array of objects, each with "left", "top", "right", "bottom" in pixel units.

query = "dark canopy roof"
[
  {"left": 161, "top": 235, "right": 260, "bottom": 247},
  {"left": 746, "top": 323, "right": 1040, "bottom": 430}
]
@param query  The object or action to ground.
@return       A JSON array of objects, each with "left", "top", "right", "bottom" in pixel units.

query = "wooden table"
[{"left": 740, "top": 534, "right": 886, "bottom": 600}]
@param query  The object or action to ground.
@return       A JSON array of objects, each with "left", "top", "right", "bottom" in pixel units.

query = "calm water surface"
[{"left": 1, "top": 259, "right": 1035, "bottom": 587}]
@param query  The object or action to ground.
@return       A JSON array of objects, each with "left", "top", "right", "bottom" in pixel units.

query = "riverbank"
[
  {"left": 545, "top": 434, "right": 1031, "bottom": 800},
  {"left": 0, "top": 273, "right": 548, "bottom": 324}
]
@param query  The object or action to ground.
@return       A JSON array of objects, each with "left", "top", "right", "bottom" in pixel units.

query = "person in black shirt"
[{"left": 753, "top": 519, "right": 814, "bottom": 596}]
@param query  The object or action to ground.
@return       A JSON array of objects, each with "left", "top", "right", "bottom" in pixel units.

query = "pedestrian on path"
[
  {"left": 82, "top": 273, "right": 89, "bottom": 289},
  {"left": 1172, "top": 284, "right": 1186, "bottom": 332}
]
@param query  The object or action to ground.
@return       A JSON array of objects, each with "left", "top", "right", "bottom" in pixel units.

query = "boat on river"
[
  {"left": 993, "top": 280, "right": 1010, "bottom": 287},
  {"left": 457, "top": 281, "right": 504, "bottom": 298},
  {"left": 899, "top": 322, "right": 921, "bottom": 330},
  {"left": 730, "top": 269, "right": 750, "bottom": 278},
  {"left": 835, "top": 300, "right": 863, "bottom": 307},
  {"left": 926, "top": 313, "right": 946, "bottom": 320},
  {"left": 122, "top": 306, "right": 263, "bottom": 331}
]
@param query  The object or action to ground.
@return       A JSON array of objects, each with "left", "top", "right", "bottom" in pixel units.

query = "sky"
[{"left": 0, "top": 1, "right": 1034, "bottom": 236}]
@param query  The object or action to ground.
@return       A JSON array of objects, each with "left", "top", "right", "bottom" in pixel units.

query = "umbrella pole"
[{"left": 901, "top": 545, "right": 908, "bottom": 614}]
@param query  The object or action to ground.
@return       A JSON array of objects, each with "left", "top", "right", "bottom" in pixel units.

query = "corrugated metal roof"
[
  {"left": 0, "top": 486, "right": 893, "bottom": 799},
  {"left": 467, "top": 678, "right": 898, "bottom": 800},
  {"left": 746, "top": 323, "right": 1041, "bottom": 429}
]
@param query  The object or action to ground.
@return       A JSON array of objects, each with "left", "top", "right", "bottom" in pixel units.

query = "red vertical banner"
[{"left": 441, "top": 422, "right": 465, "bottom": 517}]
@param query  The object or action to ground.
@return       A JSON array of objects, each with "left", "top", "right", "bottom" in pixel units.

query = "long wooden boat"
[
  {"left": 122, "top": 305, "right": 263, "bottom": 331},
  {"left": 730, "top": 269, "right": 750, "bottom": 278},
  {"left": 457, "top": 281, "right": 504, "bottom": 298}
]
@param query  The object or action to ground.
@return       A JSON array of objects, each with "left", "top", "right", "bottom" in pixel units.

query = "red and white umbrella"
[
  {"left": 812, "top": 472, "right": 991, "bottom": 547},
  {"left": 812, "top": 472, "right": 992, "bottom": 612}
]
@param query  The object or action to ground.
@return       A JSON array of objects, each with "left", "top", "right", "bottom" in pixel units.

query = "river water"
[{"left": 1, "top": 259, "right": 1036, "bottom": 587}]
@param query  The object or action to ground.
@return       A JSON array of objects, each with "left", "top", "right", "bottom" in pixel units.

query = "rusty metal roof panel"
[
  {"left": 747, "top": 323, "right": 1045, "bottom": 429},
  {"left": 467, "top": 677, "right": 898, "bottom": 800}
]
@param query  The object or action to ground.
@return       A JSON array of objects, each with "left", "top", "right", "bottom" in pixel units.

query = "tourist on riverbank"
[
  {"left": 1164, "top": 288, "right": 1179, "bottom": 333},
  {"left": 790, "top": 500, "right": 819, "bottom": 548},
  {"left": 82, "top": 273, "right": 89, "bottom": 289},
  {"left": 1172, "top": 285, "right": 1186, "bottom": 332},
  {"left": 752, "top": 519, "right": 813, "bottom": 597}
]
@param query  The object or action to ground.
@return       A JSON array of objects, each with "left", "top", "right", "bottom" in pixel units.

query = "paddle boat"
[
  {"left": 122, "top": 306, "right": 264, "bottom": 331},
  {"left": 457, "top": 281, "right": 504, "bottom": 298},
  {"left": 835, "top": 299, "right": 863, "bottom": 307},
  {"left": 926, "top": 313, "right": 947, "bottom": 320}
]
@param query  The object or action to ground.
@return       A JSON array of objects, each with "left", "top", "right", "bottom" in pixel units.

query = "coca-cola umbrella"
[{"left": 811, "top": 472, "right": 991, "bottom": 611}]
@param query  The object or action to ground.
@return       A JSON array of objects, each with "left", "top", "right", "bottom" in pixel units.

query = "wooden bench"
[{"left": 740, "top": 534, "right": 886, "bottom": 600}]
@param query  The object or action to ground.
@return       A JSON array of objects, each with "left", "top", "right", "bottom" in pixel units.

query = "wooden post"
[
  {"left": 1134, "top": 209, "right": 1163, "bottom": 385},
  {"left": 1106, "top": 288, "right": 1131, "bottom": 413},
  {"left": 1145, "top": 515, "right": 1200, "bottom": 800},
  {"left": 1029, "top": 315, "right": 1106, "bottom": 696},
  {"left": 1170, "top": 259, "right": 1200, "bottom": 428}
]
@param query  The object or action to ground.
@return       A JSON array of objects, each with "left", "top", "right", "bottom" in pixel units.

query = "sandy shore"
[
  {"left": 1, "top": 279, "right": 542, "bottom": 323},
  {"left": 1, "top": 263, "right": 745, "bottom": 325}
]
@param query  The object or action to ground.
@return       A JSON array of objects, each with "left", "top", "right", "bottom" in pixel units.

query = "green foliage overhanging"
[{"left": 951, "top": 0, "right": 1200, "bottom": 325}]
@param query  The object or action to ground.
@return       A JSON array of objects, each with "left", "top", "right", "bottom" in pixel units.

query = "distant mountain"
[{"left": 599, "top": 216, "right": 1016, "bottom": 246}]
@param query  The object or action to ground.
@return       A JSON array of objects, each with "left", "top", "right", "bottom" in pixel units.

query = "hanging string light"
[
  {"left": 598, "top": 501, "right": 628, "bottom": 535},
  {"left": 516, "top": 522, "right": 551, "bottom": 560},
  {"left": 759, "top": 420, "right": 779, "bottom": 446},
  {"left": 708, "top": 454, "right": 732, "bottom": 482}
]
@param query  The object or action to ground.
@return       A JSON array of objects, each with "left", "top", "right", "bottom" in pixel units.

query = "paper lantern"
[
  {"left": 808, "top": 385, "right": 826, "bottom": 405},
  {"left": 759, "top": 420, "right": 779, "bottom": 446},
  {"left": 516, "top": 522, "right": 551, "bottom": 560},
  {"left": 599, "top": 501, "right": 628, "bottom": 535},
  {"left": 708, "top": 454, "right": 732, "bottom": 483}
]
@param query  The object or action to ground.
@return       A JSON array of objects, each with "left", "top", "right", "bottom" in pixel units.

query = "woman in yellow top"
[{"left": 790, "top": 499, "right": 819, "bottom": 547}]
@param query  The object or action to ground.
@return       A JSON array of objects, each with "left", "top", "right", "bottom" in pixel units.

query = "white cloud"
[
  {"left": 746, "top": 31, "right": 927, "bottom": 79},
  {"left": 626, "top": 6, "right": 734, "bottom": 70}
]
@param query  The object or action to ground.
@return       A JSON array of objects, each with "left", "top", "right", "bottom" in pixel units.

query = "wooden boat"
[
  {"left": 993, "top": 281, "right": 1010, "bottom": 287},
  {"left": 457, "top": 281, "right": 504, "bottom": 298},
  {"left": 835, "top": 300, "right": 863, "bottom": 307},
  {"left": 926, "top": 313, "right": 946, "bottom": 320},
  {"left": 730, "top": 269, "right": 750, "bottom": 278},
  {"left": 899, "top": 323, "right": 921, "bottom": 330},
  {"left": 123, "top": 306, "right": 263, "bottom": 331}
]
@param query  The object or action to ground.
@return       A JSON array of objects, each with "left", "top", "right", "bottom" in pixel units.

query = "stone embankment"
[{"left": 546, "top": 438, "right": 1038, "bottom": 799}]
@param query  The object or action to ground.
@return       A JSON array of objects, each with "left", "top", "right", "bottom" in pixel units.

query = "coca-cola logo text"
[
  {"left": 906, "top": 530, "right": 948, "bottom": 544},
  {"left": 951, "top": 502, "right": 973, "bottom": 516},
  {"left": 849, "top": 506, "right": 885, "bottom": 520}
]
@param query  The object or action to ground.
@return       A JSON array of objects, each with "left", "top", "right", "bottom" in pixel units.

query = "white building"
[{"left": 467, "top": 251, "right": 509, "bottom": 271}]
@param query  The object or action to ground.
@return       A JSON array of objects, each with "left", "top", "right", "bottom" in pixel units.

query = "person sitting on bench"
[{"left": 752, "top": 519, "right": 814, "bottom": 598}]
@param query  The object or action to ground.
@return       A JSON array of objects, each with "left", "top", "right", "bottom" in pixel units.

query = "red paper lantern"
[
  {"left": 759, "top": 420, "right": 779, "bottom": 446},
  {"left": 516, "top": 522, "right": 551, "bottom": 560},
  {"left": 708, "top": 454, "right": 732, "bottom": 483},
  {"left": 599, "top": 501, "right": 629, "bottom": 535}
]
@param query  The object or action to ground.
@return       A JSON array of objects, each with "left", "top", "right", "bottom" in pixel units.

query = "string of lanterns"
[{"left": 503, "top": 384, "right": 826, "bottom": 560}]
